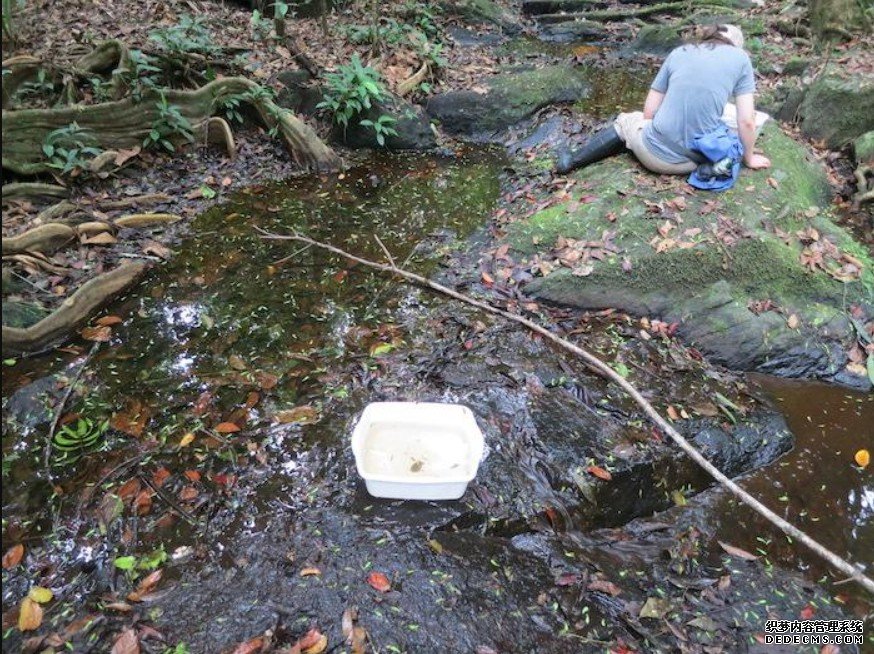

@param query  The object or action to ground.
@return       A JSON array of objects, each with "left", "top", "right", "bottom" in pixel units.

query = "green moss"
[
  {"left": 799, "top": 75, "right": 874, "bottom": 148},
  {"left": 854, "top": 130, "right": 874, "bottom": 165}
]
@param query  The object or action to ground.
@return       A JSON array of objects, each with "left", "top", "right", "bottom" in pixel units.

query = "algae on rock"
[
  {"left": 427, "top": 65, "right": 590, "bottom": 137},
  {"left": 504, "top": 124, "right": 873, "bottom": 386}
]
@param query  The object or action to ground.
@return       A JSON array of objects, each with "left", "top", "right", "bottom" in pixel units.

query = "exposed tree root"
[
  {"left": 3, "top": 76, "right": 340, "bottom": 175},
  {"left": 36, "top": 201, "right": 78, "bottom": 223},
  {"left": 2, "top": 262, "right": 148, "bottom": 354},
  {"left": 2, "top": 223, "right": 76, "bottom": 254},
  {"left": 2, "top": 182, "right": 69, "bottom": 201},
  {"left": 854, "top": 164, "right": 873, "bottom": 206},
  {"left": 537, "top": 0, "right": 735, "bottom": 22},
  {"left": 206, "top": 116, "right": 237, "bottom": 159},
  {"left": 1, "top": 55, "right": 43, "bottom": 109},
  {"left": 397, "top": 62, "right": 430, "bottom": 97},
  {"left": 114, "top": 213, "right": 182, "bottom": 228},
  {"left": 3, "top": 253, "right": 71, "bottom": 275},
  {"left": 260, "top": 229, "right": 874, "bottom": 595}
]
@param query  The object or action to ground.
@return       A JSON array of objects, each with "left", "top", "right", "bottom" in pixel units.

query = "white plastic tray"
[{"left": 351, "top": 402, "right": 485, "bottom": 500}]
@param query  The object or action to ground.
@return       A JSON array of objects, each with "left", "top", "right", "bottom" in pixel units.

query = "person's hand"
[{"left": 743, "top": 153, "right": 771, "bottom": 169}]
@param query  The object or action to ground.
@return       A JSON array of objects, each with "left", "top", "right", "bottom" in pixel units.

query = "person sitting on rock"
[{"left": 556, "top": 24, "right": 771, "bottom": 177}]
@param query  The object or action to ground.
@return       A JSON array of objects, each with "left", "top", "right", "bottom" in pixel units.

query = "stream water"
[{"left": 2, "top": 148, "right": 872, "bottom": 649}]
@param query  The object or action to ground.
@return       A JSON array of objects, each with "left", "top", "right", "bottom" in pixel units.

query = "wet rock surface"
[
  {"left": 491, "top": 124, "right": 873, "bottom": 389},
  {"left": 427, "top": 65, "right": 590, "bottom": 138}
]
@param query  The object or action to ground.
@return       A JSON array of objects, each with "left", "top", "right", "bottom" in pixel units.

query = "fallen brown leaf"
[
  {"left": 2, "top": 544, "right": 24, "bottom": 570},
  {"left": 111, "top": 628, "right": 140, "bottom": 654}
]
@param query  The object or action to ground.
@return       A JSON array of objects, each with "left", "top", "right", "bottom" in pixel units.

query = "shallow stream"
[{"left": 2, "top": 149, "right": 871, "bottom": 649}]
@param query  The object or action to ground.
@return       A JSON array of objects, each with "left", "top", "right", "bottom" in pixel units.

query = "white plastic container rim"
[{"left": 351, "top": 401, "right": 485, "bottom": 486}]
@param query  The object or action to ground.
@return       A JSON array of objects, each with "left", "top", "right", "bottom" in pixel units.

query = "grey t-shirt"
[{"left": 643, "top": 44, "right": 756, "bottom": 164}]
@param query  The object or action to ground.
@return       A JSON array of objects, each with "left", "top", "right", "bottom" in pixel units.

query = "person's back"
[{"left": 644, "top": 44, "right": 755, "bottom": 164}]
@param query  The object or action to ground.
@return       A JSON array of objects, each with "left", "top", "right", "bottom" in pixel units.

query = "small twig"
[
  {"left": 270, "top": 242, "right": 313, "bottom": 267},
  {"left": 257, "top": 228, "right": 874, "bottom": 595},
  {"left": 374, "top": 234, "right": 397, "bottom": 270},
  {"left": 44, "top": 341, "right": 100, "bottom": 474},
  {"left": 139, "top": 474, "right": 200, "bottom": 526}
]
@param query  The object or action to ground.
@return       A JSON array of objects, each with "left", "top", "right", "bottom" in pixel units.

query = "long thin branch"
[{"left": 257, "top": 228, "right": 874, "bottom": 595}]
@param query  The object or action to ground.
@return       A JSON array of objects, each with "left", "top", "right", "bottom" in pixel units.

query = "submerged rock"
[
  {"left": 427, "top": 65, "right": 590, "bottom": 138},
  {"left": 501, "top": 124, "right": 872, "bottom": 388}
]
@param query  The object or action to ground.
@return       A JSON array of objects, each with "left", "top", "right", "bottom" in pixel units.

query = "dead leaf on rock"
[
  {"left": 81, "top": 325, "right": 112, "bottom": 342},
  {"left": 18, "top": 597, "right": 42, "bottom": 631},
  {"left": 2, "top": 544, "right": 24, "bottom": 569},
  {"left": 274, "top": 405, "right": 319, "bottom": 425},
  {"left": 231, "top": 637, "right": 264, "bottom": 654},
  {"left": 298, "top": 628, "right": 327, "bottom": 654},
  {"left": 639, "top": 596, "right": 672, "bottom": 619},
  {"left": 111, "top": 628, "right": 140, "bottom": 654},
  {"left": 366, "top": 571, "right": 391, "bottom": 592},
  {"left": 717, "top": 540, "right": 758, "bottom": 561},
  {"left": 587, "top": 578, "right": 622, "bottom": 596},
  {"left": 215, "top": 421, "right": 241, "bottom": 433},
  {"left": 586, "top": 465, "right": 612, "bottom": 481},
  {"left": 96, "top": 315, "right": 123, "bottom": 326}
]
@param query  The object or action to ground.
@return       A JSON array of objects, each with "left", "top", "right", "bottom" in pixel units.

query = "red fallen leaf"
[
  {"left": 215, "top": 422, "right": 241, "bottom": 433},
  {"left": 117, "top": 478, "right": 141, "bottom": 501},
  {"left": 650, "top": 427, "right": 663, "bottom": 442},
  {"left": 221, "top": 176, "right": 233, "bottom": 187},
  {"left": 96, "top": 315, "right": 123, "bottom": 326},
  {"left": 333, "top": 270, "right": 348, "bottom": 283},
  {"left": 245, "top": 391, "right": 260, "bottom": 409},
  {"left": 81, "top": 325, "right": 112, "bottom": 342},
  {"left": 717, "top": 540, "right": 758, "bottom": 561},
  {"left": 184, "top": 470, "right": 201, "bottom": 482},
  {"left": 133, "top": 489, "right": 153, "bottom": 516},
  {"left": 179, "top": 486, "right": 199, "bottom": 501},
  {"left": 481, "top": 271, "right": 495, "bottom": 285},
  {"left": 587, "top": 578, "right": 622, "bottom": 596},
  {"left": 111, "top": 400, "right": 150, "bottom": 438},
  {"left": 212, "top": 473, "right": 236, "bottom": 487},
  {"left": 111, "top": 628, "right": 140, "bottom": 654},
  {"left": 152, "top": 467, "right": 171, "bottom": 487},
  {"left": 587, "top": 465, "right": 613, "bottom": 481},
  {"left": 2, "top": 544, "right": 24, "bottom": 570},
  {"left": 555, "top": 573, "right": 580, "bottom": 586},
  {"left": 231, "top": 637, "right": 264, "bottom": 654},
  {"left": 799, "top": 604, "right": 815, "bottom": 620},
  {"left": 367, "top": 571, "right": 391, "bottom": 592}
]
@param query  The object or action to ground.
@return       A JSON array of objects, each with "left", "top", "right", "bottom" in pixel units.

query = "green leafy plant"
[
  {"left": 359, "top": 115, "right": 398, "bottom": 146},
  {"left": 125, "top": 49, "right": 162, "bottom": 99},
  {"left": 164, "top": 645, "right": 191, "bottom": 654},
  {"left": 317, "top": 56, "right": 386, "bottom": 131},
  {"left": 149, "top": 15, "right": 219, "bottom": 57},
  {"left": 52, "top": 417, "right": 109, "bottom": 462},
  {"left": 41, "top": 123, "right": 104, "bottom": 175},
  {"left": 145, "top": 93, "right": 194, "bottom": 152}
]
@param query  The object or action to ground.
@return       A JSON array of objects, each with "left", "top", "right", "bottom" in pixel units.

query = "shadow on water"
[{"left": 714, "top": 374, "right": 873, "bottom": 615}]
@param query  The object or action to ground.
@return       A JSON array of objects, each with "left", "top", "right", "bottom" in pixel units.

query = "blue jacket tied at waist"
[{"left": 687, "top": 123, "right": 743, "bottom": 191}]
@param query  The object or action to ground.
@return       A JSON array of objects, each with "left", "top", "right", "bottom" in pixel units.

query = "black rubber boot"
[{"left": 555, "top": 125, "right": 626, "bottom": 174}]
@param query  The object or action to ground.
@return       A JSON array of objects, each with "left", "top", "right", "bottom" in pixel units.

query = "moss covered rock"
[
  {"left": 501, "top": 124, "right": 873, "bottom": 387},
  {"left": 427, "top": 65, "right": 590, "bottom": 137},
  {"left": 798, "top": 74, "right": 874, "bottom": 148},
  {"left": 854, "top": 130, "right": 874, "bottom": 166}
]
